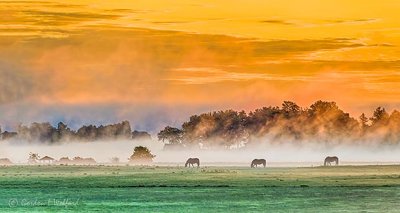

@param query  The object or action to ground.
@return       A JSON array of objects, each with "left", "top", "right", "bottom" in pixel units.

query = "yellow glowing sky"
[{"left": 1, "top": 0, "right": 400, "bottom": 129}]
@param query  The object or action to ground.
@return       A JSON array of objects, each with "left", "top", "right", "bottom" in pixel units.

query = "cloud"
[
  {"left": 0, "top": 25, "right": 372, "bottom": 108},
  {"left": 0, "top": 1, "right": 53, "bottom": 4},
  {"left": 22, "top": 10, "right": 121, "bottom": 20},
  {"left": 0, "top": 1, "right": 131, "bottom": 38},
  {"left": 167, "top": 67, "right": 312, "bottom": 84},
  {"left": 298, "top": 18, "right": 381, "bottom": 28},
  {"left": 169, "top": 60, "right": 400, "bottom": 85},
  {"left": 260, "top": 19, "right": 294, "bottom": 25},
  {"left": 249, "top": 38, "right": 363, "bottom": 56},
  {"left": 0, "top": 61, "right": 49, "bottom": 104},
  {"left": 257, "top": 18, "right": 379, "bottom": 28},
  {"left": 326, "top": 18, "right": 380, "bottom": 25},
  {"left": 151, "top": 21, "right": 193, "bottom": 24},
  {"left": 0, "top": 1, "right": 397, "bottom": 133}
]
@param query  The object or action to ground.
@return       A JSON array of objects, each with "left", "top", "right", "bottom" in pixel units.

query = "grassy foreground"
[{"left": 0, "top": 165, "right": 400, "bottom": 212}]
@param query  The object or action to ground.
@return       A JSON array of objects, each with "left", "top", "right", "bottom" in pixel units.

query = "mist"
[
  {"left": 160, "top": 143, "right": 400, "bottom": 166},
  {"left": 0, "top": 140, "right": 160, "bottom": 164},
  {"left": 2, "top": 139, "right": 400, "bottom": 166}
]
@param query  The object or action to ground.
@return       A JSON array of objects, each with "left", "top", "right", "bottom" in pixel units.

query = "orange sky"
[{"left": 0, "top": 0, "right": 400, "bottom": 130}]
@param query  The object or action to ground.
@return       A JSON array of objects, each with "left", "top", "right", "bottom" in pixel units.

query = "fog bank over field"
[
  {"left": 160, "top": 143, "right": 400, "bottom": 165},
  {"left": 0, "top": 140, "right": 159, "bottom": 163},
  {"left": 1, "top": 139, "right": 400, "bottom": 165}
]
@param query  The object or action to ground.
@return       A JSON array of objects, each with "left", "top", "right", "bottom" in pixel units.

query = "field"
[{"left": 1, "top": 165, "right": 400, "bottom": 212}]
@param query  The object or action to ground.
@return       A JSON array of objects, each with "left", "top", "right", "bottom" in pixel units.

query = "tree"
[
  {"left": 359, "top": 113, "right": 369, "bottom": 127},
  {"left": 389, "top": 110, "right": 400, "bottom": 127},
  {"left": 370, "top": 107, "right": 389, "bottom": 126},
  {"left": 110, "top": 157, "right": 120, "bottom": 164},
  {"left": 128, "top": 146, "right": 155, "bottom": 164},
  {"left": 282, "top": 101, "right": 300, "bottom": 118},
  {"left": 308, "top": 101, "right": 340, "bottom": 116},
  {"left": 157, "top": 126, "right": 183, "bottom": 144},
  {"left": 246, "top": 106, "right": 281, "bottom": 137},
  {"left": 384, "top": 110, "right": 400, "bottom": 144},
  {"left": 132, "top": 130, "right": 152, "bottom": 140},
  {"left": 28, "top": 152, "right": 40, "bottom": 164},
  {"left": 306, "top": 100, "right": 359, "bottom": 141},
  {"left": 57, "top": 122, "right": 74, "bottom": 141}
]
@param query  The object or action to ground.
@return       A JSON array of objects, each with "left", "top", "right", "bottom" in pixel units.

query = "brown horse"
[
  {"left": 324, "top": 156, "right": 339, "bottom": 166},
  {"left": 185, "top": 158, "right": 200, "bottom": 167},
  {"left": 251, "top": 159, "right": 266, "bottom": 168}
]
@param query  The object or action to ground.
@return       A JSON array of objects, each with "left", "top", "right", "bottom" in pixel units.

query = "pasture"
[{"left": 0, "top": 165, "right": 400, "bottom": 212}]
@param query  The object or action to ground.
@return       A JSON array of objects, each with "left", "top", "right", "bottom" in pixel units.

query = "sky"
[{"left": 1, "top": 0, "right": 400, "bottom": 133}]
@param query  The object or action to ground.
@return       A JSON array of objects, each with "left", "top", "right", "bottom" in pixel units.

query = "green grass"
[{"left": 1, "top": 165, "right": 400, "bottom": 212}]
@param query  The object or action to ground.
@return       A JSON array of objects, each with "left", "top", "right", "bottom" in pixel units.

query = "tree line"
[
  {"left": 158, "top": 100, "right": 400, "bottom": 149},
  {"left": 2, "top": 100, "right": 399, "bottom": 147},
  {"left": 0, "top": 121, "right": 151, "bottom": 143}
]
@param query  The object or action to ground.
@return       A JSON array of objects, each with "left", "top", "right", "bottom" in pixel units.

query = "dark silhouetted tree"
[
  {"left": 157, "top": 126, "right": 183, "bottom": 144},
  {"left": 359, "top": 113, "right": 369, "bottom": 134},
  {"left": 132, "top": 130, "right": 152, "bottom": 140},
  {"left": 370, "top": 107, "right": 389, "bottom": 126}
]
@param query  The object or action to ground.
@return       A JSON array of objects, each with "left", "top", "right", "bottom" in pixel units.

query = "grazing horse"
[
  {"left": 251, "top": 159, "right": 266, "bottom": 168},
  {"left": 185, "top": 158, "right": 200, "bottom": 167},
  {"left": 324, "top": 156, "right": 339, "bottom": 166}
]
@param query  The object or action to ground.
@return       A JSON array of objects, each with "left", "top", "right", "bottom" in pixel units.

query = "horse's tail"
[{"left": 336, "top": 158, "right": 339, "bottom": 165}]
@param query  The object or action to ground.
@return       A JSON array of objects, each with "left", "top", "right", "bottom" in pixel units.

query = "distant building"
[{"left": 39, "top": 156, "right": 55, "bottom": 164}]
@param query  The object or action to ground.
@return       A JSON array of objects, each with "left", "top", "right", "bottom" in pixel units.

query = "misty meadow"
[{"left": 2, "top": 0, "right": 400, "bottom": 212}]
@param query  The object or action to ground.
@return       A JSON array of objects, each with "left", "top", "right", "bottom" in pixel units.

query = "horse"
[
  {"left": 324, "top": 156, "right": 339, "bottom": 166},
  {"left": 251, "top": 159, "right": 266, "bottom": 168},
  {"left": 185, "top": 158, "right": 200, "bottom": 167}
]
